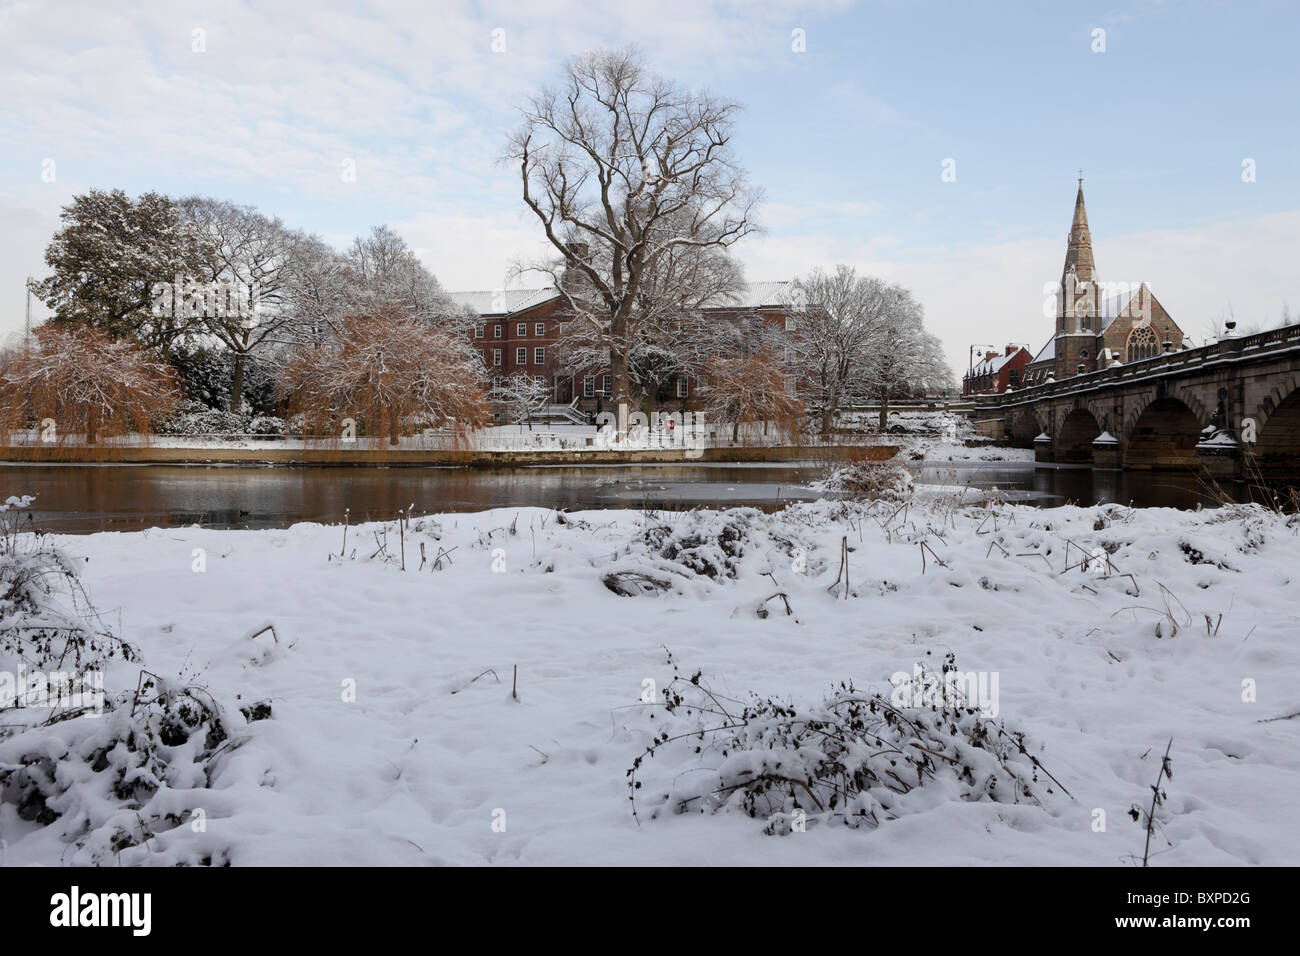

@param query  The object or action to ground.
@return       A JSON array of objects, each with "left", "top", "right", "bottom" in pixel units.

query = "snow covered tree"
[
  {"left": 855, "top": 288, "right": 952, "bottom": 429},
  {"left": 787, "top": 267, "right": 953, "bottom": 432},
  {"left": 342, "top": 226, "right": 471, "bottom": 331},
  {"left": 550, "top": 220, "right": 747, "bottom": 404},
  {"left": 0, "top": 325, "right": 180, "bottom": 444},
  {"left": 510, "top": 48, "right": 759, "bottom": 427},
  {"left": 700, "top": 347, "right": 803, "bottom": 444},
  {"left": 280, "top": 233, "right": 351, "bottom": 349},
  {"left": 177, "top": 197, "right": 318, "bottom": 412},
  {"left": 785, "top": 266, "right": 895, "bottom": 436},
  {"left": 32, "top": 189, "right": 212, "bottom": 356},
  {"left": 497, "top": 374, "right": 551, "bottom": 431},
  {"left": 280, "top": 309, "right": 489, "bottom": 446}
]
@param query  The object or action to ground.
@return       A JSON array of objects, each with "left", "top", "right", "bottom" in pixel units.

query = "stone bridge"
[{"left": 974, "top": 324, "right": 1300, "bottom": 479}]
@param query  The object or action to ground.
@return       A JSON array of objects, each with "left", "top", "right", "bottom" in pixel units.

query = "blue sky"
[{"left": 2, "top": 0, "right": 1296, "bottom": 375}]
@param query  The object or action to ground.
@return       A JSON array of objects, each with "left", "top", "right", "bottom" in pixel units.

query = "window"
[
  {"left": 602, "top": 374, "right": 612, "bottom": 396},
  {"left": 516, "top": 347, "right": 527, "bottom": 365},
  {"left": 492, "top": 349, "right": 502, "bottom": 367},
  {"left": 676, "top": 377, "right": 688, "bottom": 398},
  {"left": 535, "top": 323, "right": 545, "bottom": 336},
  {"left": 583, "top": 375, "right": 595, "bottom": 397},
  {"left": 785, "top": 315, "right": 797, "bottom": 332},
  {"left": 534, "top": 347, "right": 545, "bottom": 365},
  {"left": 491, "top": 376, "right": 502, "bottom": 397},
  {"left": 534, "top": 375, "right": 546, "bottom": 388},
  {"left": 493, "top": 324, "right": 502, "bottom": 338},
  {"left": 517, "top": 323, "right": 527, "bottom": 337},
  {"left": 474, "top": 325, "right": 484, "bottom": 338},
  {"left": 1126, "top": 325, "right": 1158, "bottom": 361}
]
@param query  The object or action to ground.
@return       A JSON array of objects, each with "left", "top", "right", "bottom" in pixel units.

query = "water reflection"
[
  {"left": 917, "top": 461, "right": 1245, "bottom": 510},
  {"left": 0, "top": 463, "right": 826, "bottom": 533},
  {"left": 0, "top": 460, "right": 1275, "bottom": 534}
]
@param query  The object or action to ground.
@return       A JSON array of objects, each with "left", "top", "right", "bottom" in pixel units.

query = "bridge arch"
[
  {"left": 1056, "top": 407, "right": 1102, "bottom": 463},
  {"left": 1253, "top": 381, "right": 1300, "bottom": 479},
  {"left": 1126, "top": 397, "right": 1203, "bottom": 470},
  {"left": 1253, "top": 372, "right": 1300, "bottom": 433},
  {"left": 1008, "top": 407, "right": 1047, "bottom": 446}
]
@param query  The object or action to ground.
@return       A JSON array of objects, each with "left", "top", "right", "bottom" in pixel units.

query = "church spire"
[{"left": 1062, "top": 175, "right": 1095, "bottom": 282}]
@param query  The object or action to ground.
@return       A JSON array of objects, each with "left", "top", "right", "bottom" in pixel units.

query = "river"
[{"left": 0, "top": 459, "right": 1253, "bottom": 533}]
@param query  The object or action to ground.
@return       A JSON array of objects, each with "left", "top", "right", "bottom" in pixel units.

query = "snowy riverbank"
[{"left": 2, "top": 497, "right": 1297, "bottom": 865}]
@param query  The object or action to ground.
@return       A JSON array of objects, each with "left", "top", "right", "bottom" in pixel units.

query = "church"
[{"left": 1020, "top": 180, "right": 1185, "bottom": 387}]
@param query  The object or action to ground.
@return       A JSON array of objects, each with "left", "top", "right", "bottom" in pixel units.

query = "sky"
[{"left": 1, "top": 0, "right": 1297, "bottom": 379}]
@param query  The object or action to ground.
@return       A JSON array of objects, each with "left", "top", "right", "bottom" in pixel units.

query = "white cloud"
[
  {"left": 3, "top": 0, "right": 1295, "bottom": 382},
  {"left": 737, "top": 209, "right": 1300, "bottom": 379}
]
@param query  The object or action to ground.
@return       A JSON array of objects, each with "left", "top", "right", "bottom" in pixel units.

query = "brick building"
[
  {"left": 963, "top": 345, "right": 1032, "bottom": 395},
  {"left": 449, "top": 282, "right": 796, "bottom": 418},
  {"left": 1021, "top": 180, "right": 1185, "bottom": 387}
]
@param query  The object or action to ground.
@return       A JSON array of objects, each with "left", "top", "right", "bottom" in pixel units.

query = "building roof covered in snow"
[
  {"left": 970, "top": 350, "right": 1020, "bottom": 378},
  {"left": 449, "top": 281, "right": 792, "bottom": 316},
  {"left": 447, "top": 288, "right": 560, "bottom": 316}
]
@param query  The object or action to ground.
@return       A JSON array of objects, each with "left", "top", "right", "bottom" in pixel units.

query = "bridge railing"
[{"left": 978, "top": 323, "right": 1300, "bottom": 407}]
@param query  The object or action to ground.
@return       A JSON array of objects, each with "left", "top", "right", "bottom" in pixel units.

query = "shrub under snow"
[
  {"left": 812, "top": 459, "right": 915, "bottom": 502},
  {"left": 628, "top": 651, "right": 1061, "bottom": 835},
  {"left": 0, "top": 495, "right": 267, "bottom": 866}
]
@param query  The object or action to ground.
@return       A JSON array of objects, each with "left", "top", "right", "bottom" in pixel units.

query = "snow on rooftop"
[
  {"left": 447, "top": 288, "right": 559, "bottom": 316},
  {"left": 448, "top": 282, "right": 792, "bottom": 316}
]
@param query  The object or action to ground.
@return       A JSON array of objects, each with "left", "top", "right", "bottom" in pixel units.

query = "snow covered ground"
[{"left": 3, "top": 494, "right": 1298, "bottom": 866}]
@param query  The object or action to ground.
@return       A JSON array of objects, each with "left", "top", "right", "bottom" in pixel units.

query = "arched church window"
[{"left": 1126, "top": 325, "right": 1157, "bottom": 361}]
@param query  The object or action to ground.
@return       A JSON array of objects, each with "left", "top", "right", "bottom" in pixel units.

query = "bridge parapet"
[{"left": 976, "top": 323, "right": 1300, "bottom": 409}]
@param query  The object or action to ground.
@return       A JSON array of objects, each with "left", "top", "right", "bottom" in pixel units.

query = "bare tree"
[
  {"left": 510, "top": 47, "right": 760, "bottom": 430},
  {"left": 497, "top": 373, "right": 551, "bottom": 431},
  {"left": 343, "top": 226, "right": 472, "bottom": 331},
  {"left": 701, "top": 347, "right": 803, "bottom": 444},
  {"left": 786, "top": 266, "right": 894, "bottom": 436},
  {"left": 283, "top": 234, "right": 350, "bottom": 348},
  {"left": 281, "top": 309, "right": 488, "bottom": 446},
  {"left": 0, "top": 325, "right": 180, "bottom": 445},
  {"left": 552, "top": 235, "right": 746, "bottom": 403}
]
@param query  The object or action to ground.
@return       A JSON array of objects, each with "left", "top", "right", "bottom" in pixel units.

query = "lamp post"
[{"left": 967, "top": 344, "right": 997, "bottom": 396}]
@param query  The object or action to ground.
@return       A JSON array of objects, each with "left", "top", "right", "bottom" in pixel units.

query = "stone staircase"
[{"left": 515, "top": 398, "right": 587, "bottom": 426}]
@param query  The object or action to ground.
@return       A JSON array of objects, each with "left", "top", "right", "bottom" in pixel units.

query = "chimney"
[{"left": 559, "top": 241, "right": 595, "bottom": 303}]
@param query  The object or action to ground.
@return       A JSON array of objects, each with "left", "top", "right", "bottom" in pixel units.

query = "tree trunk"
[
  {"left": 389, "top": 407, "right": 401, "bottom": 446},
  {"left": 878, "top": 394, "right": 889, "bottom": 432},
  {"left": 86, "top": 406, "right": 98, "bottom": 446},
  {"left": 229, "top": 352, "right": 246, "bottom": 413},
  {"left": 732, "top": 419, "right": 740, "bottom": 443},
  {"left": 611, "top": 350, "right": 631, "bottom": 437},
  {"left": 820, "top": 386, "right": 836, "bottom": 437}
]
